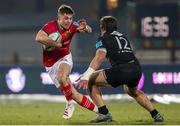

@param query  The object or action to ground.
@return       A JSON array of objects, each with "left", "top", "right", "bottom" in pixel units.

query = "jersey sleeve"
[
  {"left": 95, "top": 37, "right": 106, "bottom": 50},
  {"left": 69, "top": 21, "right": 80, "bottom": 33}
]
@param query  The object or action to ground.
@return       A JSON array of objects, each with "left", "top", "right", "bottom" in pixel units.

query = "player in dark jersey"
[
  {"left": 36, "top": 4, "right": 98, "bottom": 120},
  {"left": 77, "top": 16, "right": 164, "bottom": 123}
]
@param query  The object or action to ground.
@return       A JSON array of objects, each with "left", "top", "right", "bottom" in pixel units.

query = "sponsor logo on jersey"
[
  {"left": 73, "top": 21, "right": 79, "bottom": 26},
  {"left": 96, "top": 40, "right": 103, "bottom": 49}
]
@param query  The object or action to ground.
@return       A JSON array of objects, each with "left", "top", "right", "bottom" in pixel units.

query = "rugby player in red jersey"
[{"left": 35, "top": 4, "right": 98, "bottom": 119}]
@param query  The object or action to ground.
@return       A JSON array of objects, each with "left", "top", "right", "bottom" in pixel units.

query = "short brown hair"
[
  {"left": 100, "top": 16, "right": 117, "bottom": 32},
  {"left": 58, "top": 4, "right": 75, "bottom": 15}
]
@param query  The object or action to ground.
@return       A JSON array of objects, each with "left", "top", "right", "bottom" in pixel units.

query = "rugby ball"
[
  {"left": 43, "top": 32, "right": 61, "bottom": 51},
  {"left": 48, "top": 32, "right": 60, "bottom": 41}
]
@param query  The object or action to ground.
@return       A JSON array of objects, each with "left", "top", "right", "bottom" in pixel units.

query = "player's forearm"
[
  {"left": 82, "top": 50, "right": 105, "bottom": 80},
  {"left": 36, "top": 36, "right": 55, "bottom": 46},
  {"left": 36, "top": 31, "right": 62, "bottom": 48},
  {"left": 36, "top": 31, "right": 54, "bottom": 46},
  {"left": 89, "top": 49, "right": 106, "bottom": 70},
  {"left": 81, "top": 56, "right": 103, "bottom": 80},
  {"left": 89, "top": 55, "right": 104, "bottom": 70}
]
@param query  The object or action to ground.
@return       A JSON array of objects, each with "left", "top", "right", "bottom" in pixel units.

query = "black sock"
[
  {"left": 150, "top": 109, "right": 159, "bottom": 118},
  {"left": 98, "top": 105, "right": 109, "bottom": 115}
]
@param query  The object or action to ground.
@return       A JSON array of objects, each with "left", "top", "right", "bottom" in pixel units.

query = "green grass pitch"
[{"left": 0, "top": 102, "right": 179, "bottom": 125}]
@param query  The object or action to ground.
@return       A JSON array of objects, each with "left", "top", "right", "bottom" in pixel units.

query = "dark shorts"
[{"left": 104, "top": 63, "right": 142, "bottom": 88}]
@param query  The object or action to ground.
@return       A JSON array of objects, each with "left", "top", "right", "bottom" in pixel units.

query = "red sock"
[
  {"left": 79, "top": 95, "right": 95, "bottom": 111},
  {"left": 58, "top": 84, "right": 73, "bottom": 101}
]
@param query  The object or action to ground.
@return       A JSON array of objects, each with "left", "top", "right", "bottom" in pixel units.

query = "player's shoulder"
[
  {"left": 69, "top": 21, "right": 79, "bottom": 30},
  {"left": 68, "top": 21, "right": 79, "bottom": 32},
  {"left": 44, "top": 20, "right": 57, "bottom": 27},
  {"left": 97, "top": 36, "right": 104, "bottom": 42},
  {"left": 106, "top": 31, "right": 129, "bottom": 40},
  {"left": 110, "top": 31, "right": 124, "bottom": 36},
  {"left": 109, "top": 31, "right": 128, "bottom": 39},
  {"left": 42, "top": 19, "right": 58, "bottom": 34},
  {"left": 95, "top": 37, "right": 105, "bottom": 48},
  {"left": 101, "top": 32, "right": 113, "bottom": 42}
]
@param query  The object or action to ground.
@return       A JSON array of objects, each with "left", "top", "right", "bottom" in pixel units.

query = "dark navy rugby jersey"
[{"left": 95, "top": 31, "right": 139, "bottom": 66}]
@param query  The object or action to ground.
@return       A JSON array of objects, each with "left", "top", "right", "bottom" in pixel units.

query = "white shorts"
[{"left": 45, "top": 53, "right": 73, "bottom": 88}]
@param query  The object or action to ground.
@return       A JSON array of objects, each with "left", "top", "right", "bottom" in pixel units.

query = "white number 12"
[{"left": 115, "top": 36, "right": 131, "bottom": 50}]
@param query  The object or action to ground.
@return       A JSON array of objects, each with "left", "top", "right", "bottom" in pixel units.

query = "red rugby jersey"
[{"left": 42, "top": 20, "right": 79, "bottom": 67}]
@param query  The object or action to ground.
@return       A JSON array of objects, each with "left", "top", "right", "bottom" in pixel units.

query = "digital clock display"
[{"left": 136, "top": 3, "right": 178, "bottom": 38}]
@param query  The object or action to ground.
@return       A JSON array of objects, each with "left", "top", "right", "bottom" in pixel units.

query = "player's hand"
[
  {"left": 78, "top": 19, "right": 87, "bottom": 26},
  {"left": 77, "top": 19, "right": 87, "bottom": 31},
  {"left": 54, "top": 36, "right": 63, "bottom": 48},
  {"left": 76, "top": 75, "right": 88, "bottom": 89},
  {"left": 78, "top": 79, "right": 88, "bottom": 89},
  {"left": 55, "top": 41, "right": 62, "bottom": 48}
]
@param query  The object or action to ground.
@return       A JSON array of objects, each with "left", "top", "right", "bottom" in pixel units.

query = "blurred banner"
[{"left": 0, "top": 64, "right": 180, "bottom": 95}]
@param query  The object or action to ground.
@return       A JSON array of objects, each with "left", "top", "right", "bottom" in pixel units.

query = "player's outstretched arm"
[
  {"left": 35, "top": 30, "right": 62, "bottom": 48},
  {"left": 77, "top": 19, "right": 92, "bottom": 33}
]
